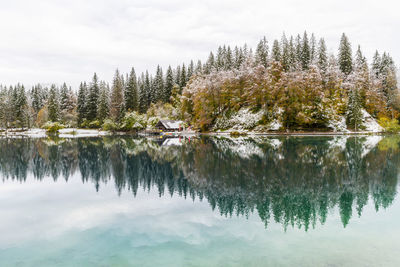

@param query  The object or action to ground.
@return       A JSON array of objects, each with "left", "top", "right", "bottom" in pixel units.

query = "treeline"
[{"left": 0, "top": 32, "right": 398, "bottom": 131}]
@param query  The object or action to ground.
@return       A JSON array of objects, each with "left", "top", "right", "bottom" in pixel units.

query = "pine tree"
[
  {"left": 110, "top": 69, "right": 124, "bottom": 121},
  {"left": 234, "top": 47, "right": 244, "bottom": 69},
  {"left": 154, "top": 65, "right": 164, "bottom": 103},
  {"left": 175, "top": 66, "right": 181, "bottom": 87},
  {"left": 301, "top": 31, "right": 310, "bottom": 70},
  {"left": 280, "top": 34, "right": 290, "bottom": 71},
  {"left": 317, "top": 38, "right": 328, "bottom": 72},
  {"left": 295, "top": 34, "right": 302, "bottom": 64},
  {"left": 204, "top": 52, "right": 215, "bottom": 73},
  {"left": 372, "top": 51, "right": 381, "bottom": 78},
  {"left": 255, "top": 36, "right": 269, "bottom": 68},
  {"left": 195, "top": 60, "right": 202, "bottom": 74},
  {"left": 216, "top": 46, "right": 225, "bottom": 71},
  {"left": 48, "top": 84, "right": 59, "bottom": 122},
  {"left": 124, "top": 67, "right": 138, "bottom": 111},
  {"left": 164, "top": 66, "right": 174, "bottom": 102},
  {"left": 338, "top": 33, "right": 353, "bottom": 75},
  {"left": 144, "top": 71, "right": 151, "bottom": 109},
  {"left": 188, "top": 60, "right": 194, "bottom": 79},
  {"left": 310, "top": 33, "right": 317, "bottom": 64},
  {"left": 180, "top": 63, "right": 187, "bottom": 89},
  {"left": 347, "top": 88, "right": 363, "bottom": 130},
  {"left": 87, "top": 73, "right": 100, "bottom": 121},
  {"left": 59, "top": 82, "right": 75, "bottom": 112},
  {"left": 31, "top": 85, "right": 41, "bottom": 113},
  {"left": 77, "top": 82, "right": 88, "bottom": 125},
  {"left": 271, "top": 39, "right": 281, "bottom": 62},
  {"left": 355, "top": 45, "right": 367, "bottom": 71},
  {"left": 97, "top": 81, "right": 110, "bottom": 122},
  {"left": 14, "top": 85, "right": 29, "bottom": 128},
  {"left": 225, "top": 46, "right": 233, "bottom": 70},
  {"left": 138, "top": 74, "right": 147, "bottom": 113},
  {"left": 288, "top": 36, "right": 297, "bottom": 71}
]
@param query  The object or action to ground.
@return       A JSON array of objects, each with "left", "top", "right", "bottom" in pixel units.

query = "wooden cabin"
[{"left": 155, "top": 120, "right": 184, "bottom": 132}]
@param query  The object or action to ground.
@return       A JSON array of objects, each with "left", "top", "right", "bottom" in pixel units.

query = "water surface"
[{"left": 0, "top": 135, "right": 400, "bottom": 266}]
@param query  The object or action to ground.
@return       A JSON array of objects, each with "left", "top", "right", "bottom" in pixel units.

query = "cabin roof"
[{"left": 156, "top": 120, "right": 183, "bottom": 129}]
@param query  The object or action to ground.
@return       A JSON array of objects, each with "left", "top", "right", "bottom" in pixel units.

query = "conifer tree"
[
  {"left": 138, "top": 74, "right": 147, "bottom": 113},
  {"left": 175, "top": 66, "right": 181, "bottom": 87},
  {"left": 154, "top": 65, "right": 164, "bottom": 103},
  {"left": 310, "top": 33, "right": 317, "bottom": 63},
  {"left": 124, "top": 67, "right": 138, "bottom": 111},
  {"left": 14, "top": 85, "right": 28, "bottom": 127},
  {"left": 48, "top": 84, "right": 59, "bottom": 122},
  {"left": 234, "top": 47, "right": 244, "bottom": 69},
  {"left": 225, "top": 46, "right": 233, "bottom": 70},
  {"left": 255, "top": 36, "right": 269, "bottom": 68},
  {"left": 31, "top": 84, "right": 43, "bottom": 113},
  {"left": 205, "top": 52, "right": 215, "bottom": 74},
  {"left": 164, "top": 66, "right": 174, "bottom": 102},
  {"left": 144, "top": 71, "right": 151, "bottom": 109},
  {"left": 195, "top": 60, "right": 202, "bottom": 74},
  {"left": 216, "top": 46, "right": 225, "bottom": 71},
  {"left": 288, "top": 36, "right": 297, "bottom": 70},
  {"left": 87, "top": 73, "right": 100, "bottom": 121},
  {"left": 180, "top": 63, "right": 187, "bottom": 89},
  {"left": 355, "top": 45, "right": 367, "bottom": 71},
  {"left": 338, "top": 33, "right": 353, "bottom": 75},
  {"left": 110, "top": 69, "right": 124, "bottom": 121},
  {"left": 188, "top": 60, "right": 194, "bottom": 79},
  {"left": 77, "top": 82, "right": 88, "bottom": 125},
  {"left": 372, "top": 51, "right": 381, "bottom": 78},
  {"left": 97, "top": 81, "right": 110, "bottom": 122},
  {"left": 317, "top": 38, "right": 328, "bottom": 72},
  {"left": 301, "top": 31, "right": 310, "bottom": 70},
  {"left": 347, "top": 88, "right": 363, "bottom": 130},
  {"left": 271, "top": 39, "right": 281, "bottom": 62},
  {"left": 280, "top": 34, "right": 290, "bottom": 71}
]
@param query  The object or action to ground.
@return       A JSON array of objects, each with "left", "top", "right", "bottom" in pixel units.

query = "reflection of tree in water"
[{"left": 0, "top": 135, "right": 399, "bottom": 231}]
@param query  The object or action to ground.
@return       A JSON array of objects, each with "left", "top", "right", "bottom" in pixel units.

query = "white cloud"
[{"left": 0, "top": 0, "right": 399, "bottom": 88}]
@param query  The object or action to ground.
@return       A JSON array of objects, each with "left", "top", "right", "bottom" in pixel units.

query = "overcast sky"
[{"left": 0, "top": 0, "right": 399, "bottom": 89}]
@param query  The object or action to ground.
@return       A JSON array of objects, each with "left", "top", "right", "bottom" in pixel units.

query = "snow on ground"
[
  {"left": 214, "top": 108, "right": 263, "bottom": 131},
  {"left": 0, "top": 128, "right": 110, "bottom": 138},
  {"left": 328, "top": 116, "right": 349, "bottom": 132},
  {"left": 268, "top": 120, "right": 282, "bottom": 131},
  {"left": 361, "top": 109, "right": 384, "bottom": 133}
]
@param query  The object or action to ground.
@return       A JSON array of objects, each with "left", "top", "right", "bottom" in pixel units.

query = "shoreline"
[{"left": 0, "top": 128, "right": 389, "bottom": 138}]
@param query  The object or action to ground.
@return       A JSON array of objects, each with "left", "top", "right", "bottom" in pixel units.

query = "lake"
[{"left": 0, "top": 135, "right": 400, "bottom": 266}]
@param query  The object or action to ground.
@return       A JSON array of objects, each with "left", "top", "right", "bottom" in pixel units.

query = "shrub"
[
  {"left": 102, "top": 119, "right": 118, "bottom": 131},
  {"left": 378, "top": 117, "right": 400, "bottom": 133},
  {"left": 88, "top": 120, "right": 101, "bottom": 129},
  {"left": 42, "top": 122, "right": 65, "bottom": 134},
  {"left": 120, "top": 112, "right": 147, "bottom": 131}
]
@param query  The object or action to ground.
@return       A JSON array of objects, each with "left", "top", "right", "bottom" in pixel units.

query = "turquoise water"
[{"left": 0, "top": 135, "right": 400, "bottom": 266}]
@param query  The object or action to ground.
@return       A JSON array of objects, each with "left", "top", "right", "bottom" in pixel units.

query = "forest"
[{"left": 0, "top": 32, "right": 398, "bottom": 132}]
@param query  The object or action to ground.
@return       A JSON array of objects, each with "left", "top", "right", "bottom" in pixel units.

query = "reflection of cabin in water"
[{"left": 155, "top": 120, "right": 184, "bottom": 132}]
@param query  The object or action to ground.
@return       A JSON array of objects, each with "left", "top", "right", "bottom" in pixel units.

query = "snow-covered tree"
[
  {"left": 110, "top": 69, "right": 124, "bottom": 121},
  {"left": 47, "top": 84, "right": 59, "bottom": 122},
  {"left": 124, "top": 67, "right": 138, "bottom": 111},
  {"left": 338, "top": 33, "right": 353, "bottom": 75},
  {"left": 87, "top": 73, "right": 100, "bottom": 121}
]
